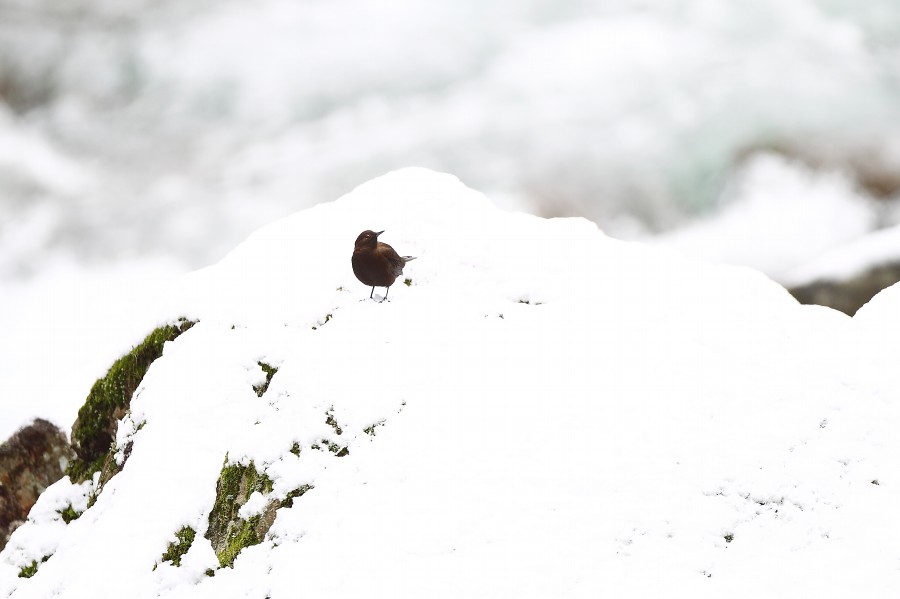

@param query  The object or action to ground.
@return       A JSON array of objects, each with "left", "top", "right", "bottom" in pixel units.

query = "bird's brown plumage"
[{"left": 352, "top": 230, "right": 415, "bottom": 300}]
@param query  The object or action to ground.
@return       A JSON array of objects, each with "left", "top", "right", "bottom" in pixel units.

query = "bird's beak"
[{"left": 375, "top": 230, "right": 384, "bottom": 237}]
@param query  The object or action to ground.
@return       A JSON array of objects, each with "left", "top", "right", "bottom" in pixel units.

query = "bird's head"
[{"left": 355, "top": 230, "right": 383, "bottom": 249}]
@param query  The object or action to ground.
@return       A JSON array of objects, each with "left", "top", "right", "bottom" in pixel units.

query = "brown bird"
[{"left": 352, "top": 230, "right": 416, "bottom": 301}]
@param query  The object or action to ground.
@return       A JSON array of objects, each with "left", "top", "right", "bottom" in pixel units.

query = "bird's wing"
[{"left": 379, "top": 243, "right": 408, "bottom": 277}]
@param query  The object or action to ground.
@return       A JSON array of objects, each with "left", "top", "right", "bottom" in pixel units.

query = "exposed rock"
[
  {"left": 205, "top": 460, "right": 275, "bottom": 568},
  {"left": 788, "top": 261, "right": 900, "bottom": 316},
  {"left": 160, "top": 526, "right": 196, "bottom": 568},
  {"left": 0, "top": 419, "right": 75, "bottom": 551},
  {"left": 204, "top": 459, "right": 311, "bottom": 569},
  {"left": 252, "top": 362, "right": 277, "bottom": 397}
]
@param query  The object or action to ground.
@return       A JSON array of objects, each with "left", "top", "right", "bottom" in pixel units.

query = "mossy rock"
[
  {"left": 67, "top": 319, "right": 195, "bottom": 483},
  {"left": 325, "top": 410, "right": 343, "bottom": 436},
  {"left": 279, "top": 485, "right": 313, "bottom": 509},
  {"left": 93, "top": 439, "right": 134, "bottom": 492},
  {"left": 205, "top": 459, "right": 311, "bottom": 568},
  {"left": 311, "top": 440, "right": 349, "bottom": 457},
  {"left": 161, "top": 526, "right": 196, "bottom": 567},
  {"left": 17, "top": 561, "right": 38, "bottom": 579},
  {"left": 17, "top": 556, "right": 48, "bottom": 579},
  {"left": 253, "top": 362, "right": 278, "bottom": 397},
  {"left": 205, "top": 460, "right": 274, "bottom": 568},
  {"left": 57, "top": 504, "right": 81, "bottom": 525},
  {"left": 363, "top": 419, "right": 385, "bottom": 437}
]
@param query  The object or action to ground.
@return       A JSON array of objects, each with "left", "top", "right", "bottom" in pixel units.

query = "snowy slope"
[{"left": 2, "top": 169, "right": 898, "bottom": 597}]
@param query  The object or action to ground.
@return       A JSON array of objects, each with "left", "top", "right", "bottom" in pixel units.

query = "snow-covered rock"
[
  {"left": 0, "top": 420, "right": 74, "bottom": 552},
  {"left": 2, "top": 168, "right": 898, "bottom": 598}
]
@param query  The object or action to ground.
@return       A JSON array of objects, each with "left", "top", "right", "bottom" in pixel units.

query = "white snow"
[
  {"left": 0, "top": 477, "right": 92, "bottom": 575},
  {"left": 2, "top": 168, "right": 899, "bottom": 597}
]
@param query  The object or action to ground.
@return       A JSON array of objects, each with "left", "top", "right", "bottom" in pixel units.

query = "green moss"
[
  {"left": 403, "top": 278, "right": 412, "bottom": 287},
  {"left": 18, "top": 561, "right": 38, "bottom": 579},
  {"left": 161, "top": 527, "right": 196, "bottom": 567},
  {"left": 218, "top": 516, "right": 261, "bottom": 568},
  {"left": 363, "top": 420, "right": 385, "bottom": 437},
  {"left": 223, "top": 485, "right": 311, "bottom": 564},
  {"left": 311, "top": 313, "right": 333, "bottom": 331},
  {"left": 204, "top": 456, "right": 317, "bottom": 569},
  {"left": 325, "top": 410, "right": 343, "bottom": 436},
  {"left": 58, "top": 504, "right": 81, "bottom": 524},
  {"left": 210, "top": 463, "right": 243, "bottom": 525},
  {"left": 312, "top": 440, "right": 349, "bottom": 457},
  {"left": 279, "top": 485, "right": 313, "bottom": 509},
  {"left": 253, "top": 362, "right": 278, "bottom": 397},
  {"left": 724, "top": 533, "right": 734, "bottom": 543},
  {"left": 66, "top": 455, "right": 106, "bottom": 485},
  {"left": 205, "top": 459, "right": 275, "bottom": 568},
  {"left": 289, "top": 443, "right": 301, "bottom": 457},
  {"left": 17, "top": 556, "right": 49, "bottom": 579},
  {"left": 67, "top": 319, "right": 195, "bottom": 483}
]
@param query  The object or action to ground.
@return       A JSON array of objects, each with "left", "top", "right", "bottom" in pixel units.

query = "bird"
[{"left": 351, "top": 230, "right": 416, "bottom": 301}]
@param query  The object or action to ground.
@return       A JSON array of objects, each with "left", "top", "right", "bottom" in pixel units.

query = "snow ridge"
[{"left": 2, "top": 168, "right": 898, "bottom": 598}]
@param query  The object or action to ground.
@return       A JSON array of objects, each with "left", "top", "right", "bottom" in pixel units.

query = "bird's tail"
[{"left": 403, "top": 256, "right": 417, "bottom": 262}]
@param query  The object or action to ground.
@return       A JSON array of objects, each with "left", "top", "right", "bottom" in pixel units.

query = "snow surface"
[{"left": 2, "top": 168, "right": 899, "bottom": 597}]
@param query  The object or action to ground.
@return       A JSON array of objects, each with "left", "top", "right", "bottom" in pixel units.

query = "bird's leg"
[
  {"left": 370, "top": 286, "right": 375, "bottom": 299},
  {"left": 383, "top": 286, "right": 390, "bottom": 301}
]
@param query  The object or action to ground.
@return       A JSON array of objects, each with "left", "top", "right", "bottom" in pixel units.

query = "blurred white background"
[{"left": 2, "top": 0, "right": 900, "bottom": 437}]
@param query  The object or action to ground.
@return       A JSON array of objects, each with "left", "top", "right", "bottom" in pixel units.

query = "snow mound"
[{"left": 2, "top": 168, "right": 898, "bottom": 597}]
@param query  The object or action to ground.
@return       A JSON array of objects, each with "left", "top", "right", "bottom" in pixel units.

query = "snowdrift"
[{"left": 2, "top": 168, "right": 898, "bottom": 598}]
